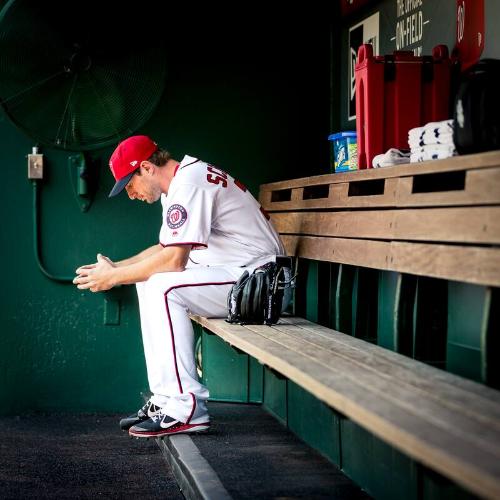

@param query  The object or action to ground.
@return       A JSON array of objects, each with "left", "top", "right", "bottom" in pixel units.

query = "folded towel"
[
  {"left": 408, "top": 119, "right": 455, "bottom": 148},
  {"left": 372, "top": 148, "right": 411, "bottom": 168},
  {"left": 410, "top": 144, "right": 457, "bottom": 163}
]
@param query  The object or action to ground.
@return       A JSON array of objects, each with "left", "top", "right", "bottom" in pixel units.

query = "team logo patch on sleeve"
[{"left": 167, "top": 204, "right": 188, "bottom": 229}]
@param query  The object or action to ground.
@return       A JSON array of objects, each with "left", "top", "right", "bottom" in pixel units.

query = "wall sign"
[
  {"left": 348, "top": 12, "right": 380, "bottom": 121},
  {"left": 394, "top": 0, "right": 426, "bottom": 55}
]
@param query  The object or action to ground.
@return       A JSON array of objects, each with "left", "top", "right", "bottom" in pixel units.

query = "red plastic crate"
[{"left": 355, "top": 44, "right": 452, "bottom": 169}]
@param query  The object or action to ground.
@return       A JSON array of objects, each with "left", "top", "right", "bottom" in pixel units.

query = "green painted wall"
[{"left": 0, "top": 7, "right": 332, "bottom": 414}]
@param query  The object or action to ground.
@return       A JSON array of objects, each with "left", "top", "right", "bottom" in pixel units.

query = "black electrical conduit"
[{"left": 32, "top": 180, "right": 74, "bottom": 283}]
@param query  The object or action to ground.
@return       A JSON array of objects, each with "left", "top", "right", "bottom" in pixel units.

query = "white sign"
[
  {"left": 348, "top": 12, "right": 380, "bottom": 121},
  {"left": 395, "top": 0, "right": 426, "bottom": 55}
]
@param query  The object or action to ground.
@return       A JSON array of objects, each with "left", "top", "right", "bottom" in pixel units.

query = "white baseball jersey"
[
  {"left": 159, "top": 155, "right": 285, "bottom": 267},
  {"left": 136, "top": 155, "right": 287, "bottom": 423}
]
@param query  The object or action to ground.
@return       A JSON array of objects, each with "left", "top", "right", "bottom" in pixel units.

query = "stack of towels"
[{"left": 408, "top": 119, "right": 457, "bottom": 163}]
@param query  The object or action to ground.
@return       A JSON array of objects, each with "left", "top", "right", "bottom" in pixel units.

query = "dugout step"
[{"left": 156, "top": 401, "right": 370, "bottom": 499}]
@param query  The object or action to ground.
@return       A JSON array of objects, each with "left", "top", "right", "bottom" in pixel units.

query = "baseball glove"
[{"left": 226, "top": 259, "right": 295, "bottom": 325}]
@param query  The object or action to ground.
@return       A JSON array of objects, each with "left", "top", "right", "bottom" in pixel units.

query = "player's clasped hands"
[{"left": 74, "top": 253, "right": 116, "bottom": 293}]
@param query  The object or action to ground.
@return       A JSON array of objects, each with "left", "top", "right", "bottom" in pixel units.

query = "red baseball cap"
[{"left": 108, "top": 135, "right": 158, "bottom": 197}]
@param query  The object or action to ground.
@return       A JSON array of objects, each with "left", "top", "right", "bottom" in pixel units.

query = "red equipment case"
[{"left": 355, "top": 44, "right": 452, "bottom": 169}]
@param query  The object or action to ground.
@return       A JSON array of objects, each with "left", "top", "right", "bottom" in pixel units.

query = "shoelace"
[
  {"left": 139, "top": 400, "right": 160, "bottom": 418},
  {"left": 151, "top": 410, "right": 171, "bottom": 424},
  {"left": 137, "top": 402, "right": 149, "bottom": 417}
]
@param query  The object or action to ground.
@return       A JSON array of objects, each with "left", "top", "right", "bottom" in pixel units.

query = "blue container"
[{"left": 328, "top": 131, "right": 358, "bottom": 173}]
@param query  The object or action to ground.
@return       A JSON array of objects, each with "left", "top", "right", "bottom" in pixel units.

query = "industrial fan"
[{"left": 0, "top": 0, "right": 167, "bottom": 151}]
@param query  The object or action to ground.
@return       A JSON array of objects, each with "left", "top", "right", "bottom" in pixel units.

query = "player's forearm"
[
  {"left": 111, "top": 247, "right": 189, "bottom": 285},
  {"left": 115, "top": 244, "right": 163, "bottom": 267}
]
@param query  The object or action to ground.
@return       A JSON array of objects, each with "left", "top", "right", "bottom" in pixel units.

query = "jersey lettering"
[
  {"left": 206, "top": 165, "right": 228, "bottom": 188},
  {"left": 159, "top": 156, "right": 284, "bottom": 265}
]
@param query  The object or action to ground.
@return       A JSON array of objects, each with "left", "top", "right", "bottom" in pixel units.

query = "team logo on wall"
[
  {"left": 455, "top": 0, "right": 484, "bottom": 70},
  {"left": 167, "top": 204, "right": 187, "bottom": 229}
]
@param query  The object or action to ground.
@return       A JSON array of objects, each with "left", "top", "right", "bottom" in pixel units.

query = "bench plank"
[
  {"left": 281, "top": 235, "right": 500, "bottom": 287},
  {"left": 245, "top": 323, "right": 500, "bottom": 453},
  {"left": 259, "top": 150, "right": 500, "bottom": 193},
  {"left": 192, "top": 315, "right": 500, "bottom": 499},
  {"left": 396, "top": 167, "right": 500, "bottom": 207},
  {"left": 272, "top": 320, "right": 500, "bottom": 426},
  {"left": 271, "top": 206, "right": 500, "bottom": 244},
  {"left": 259, "top": 153, "right": 500, "bottom": 211},
  {"left": 279, "top": 317, "right": 500, "bottom": 412}
]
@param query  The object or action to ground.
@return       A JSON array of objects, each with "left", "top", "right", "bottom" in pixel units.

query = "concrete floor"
[
  {"left": 0, "top": 413, "right": 183, "bottom": 499},
  {"left": 191, "top": 402, "right": 370, "bottom": 500},
  {"left": 0, "top": 404, "right": 371, "bottom": 499}
]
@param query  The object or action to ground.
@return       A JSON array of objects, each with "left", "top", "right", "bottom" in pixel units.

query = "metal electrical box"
[{"left": 28, "top": 149, "right": 43, "bottom": 179}]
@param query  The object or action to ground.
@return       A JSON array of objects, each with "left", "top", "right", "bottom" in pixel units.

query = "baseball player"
[{"left": 73, "top": 135, "right": 286, "bottom": 438}]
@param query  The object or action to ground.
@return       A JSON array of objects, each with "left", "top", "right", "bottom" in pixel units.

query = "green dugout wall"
[{"left": 0, "top": 5, "right": 331, "bottom": 414}]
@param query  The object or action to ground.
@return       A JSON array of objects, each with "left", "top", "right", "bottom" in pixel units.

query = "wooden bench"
[{"left": 192, "top": 150, "right": 500, "bottom": 499}]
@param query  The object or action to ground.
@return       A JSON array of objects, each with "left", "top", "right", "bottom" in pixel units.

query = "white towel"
[
  {"left": 408, "top": 119, "right": 455, "bottom": 148},
  {"left": 372, "top": 148, "right": 411, "bottom": 168},
  {"left": 410, "top": 145, "right": 457, "bottom": 163}
]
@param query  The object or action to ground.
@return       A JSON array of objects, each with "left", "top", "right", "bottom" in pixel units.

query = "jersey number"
[{"left": 206, "top": 166, "right": 227, "bottom": 188}]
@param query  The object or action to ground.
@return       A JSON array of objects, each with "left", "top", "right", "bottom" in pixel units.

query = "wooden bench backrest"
[{"left": 259, "top": 151, "right": 500, "bottom": 287}]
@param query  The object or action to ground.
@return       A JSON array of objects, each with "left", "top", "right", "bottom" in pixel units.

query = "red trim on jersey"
[
  {"left": 160, "top": 242, "right": 207, "bottom": 249},
  {"left": 173, "top": 163, "right": 180, "bottom": 176},
  {"left": 234, "top": 179, "right": 247, "bottom": 192},
  {"left": 163, "top": 280, "right": 237, "bottom": 394},
  {"left": 179, "top": 158, "right": 199, "bottom": 170}
]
